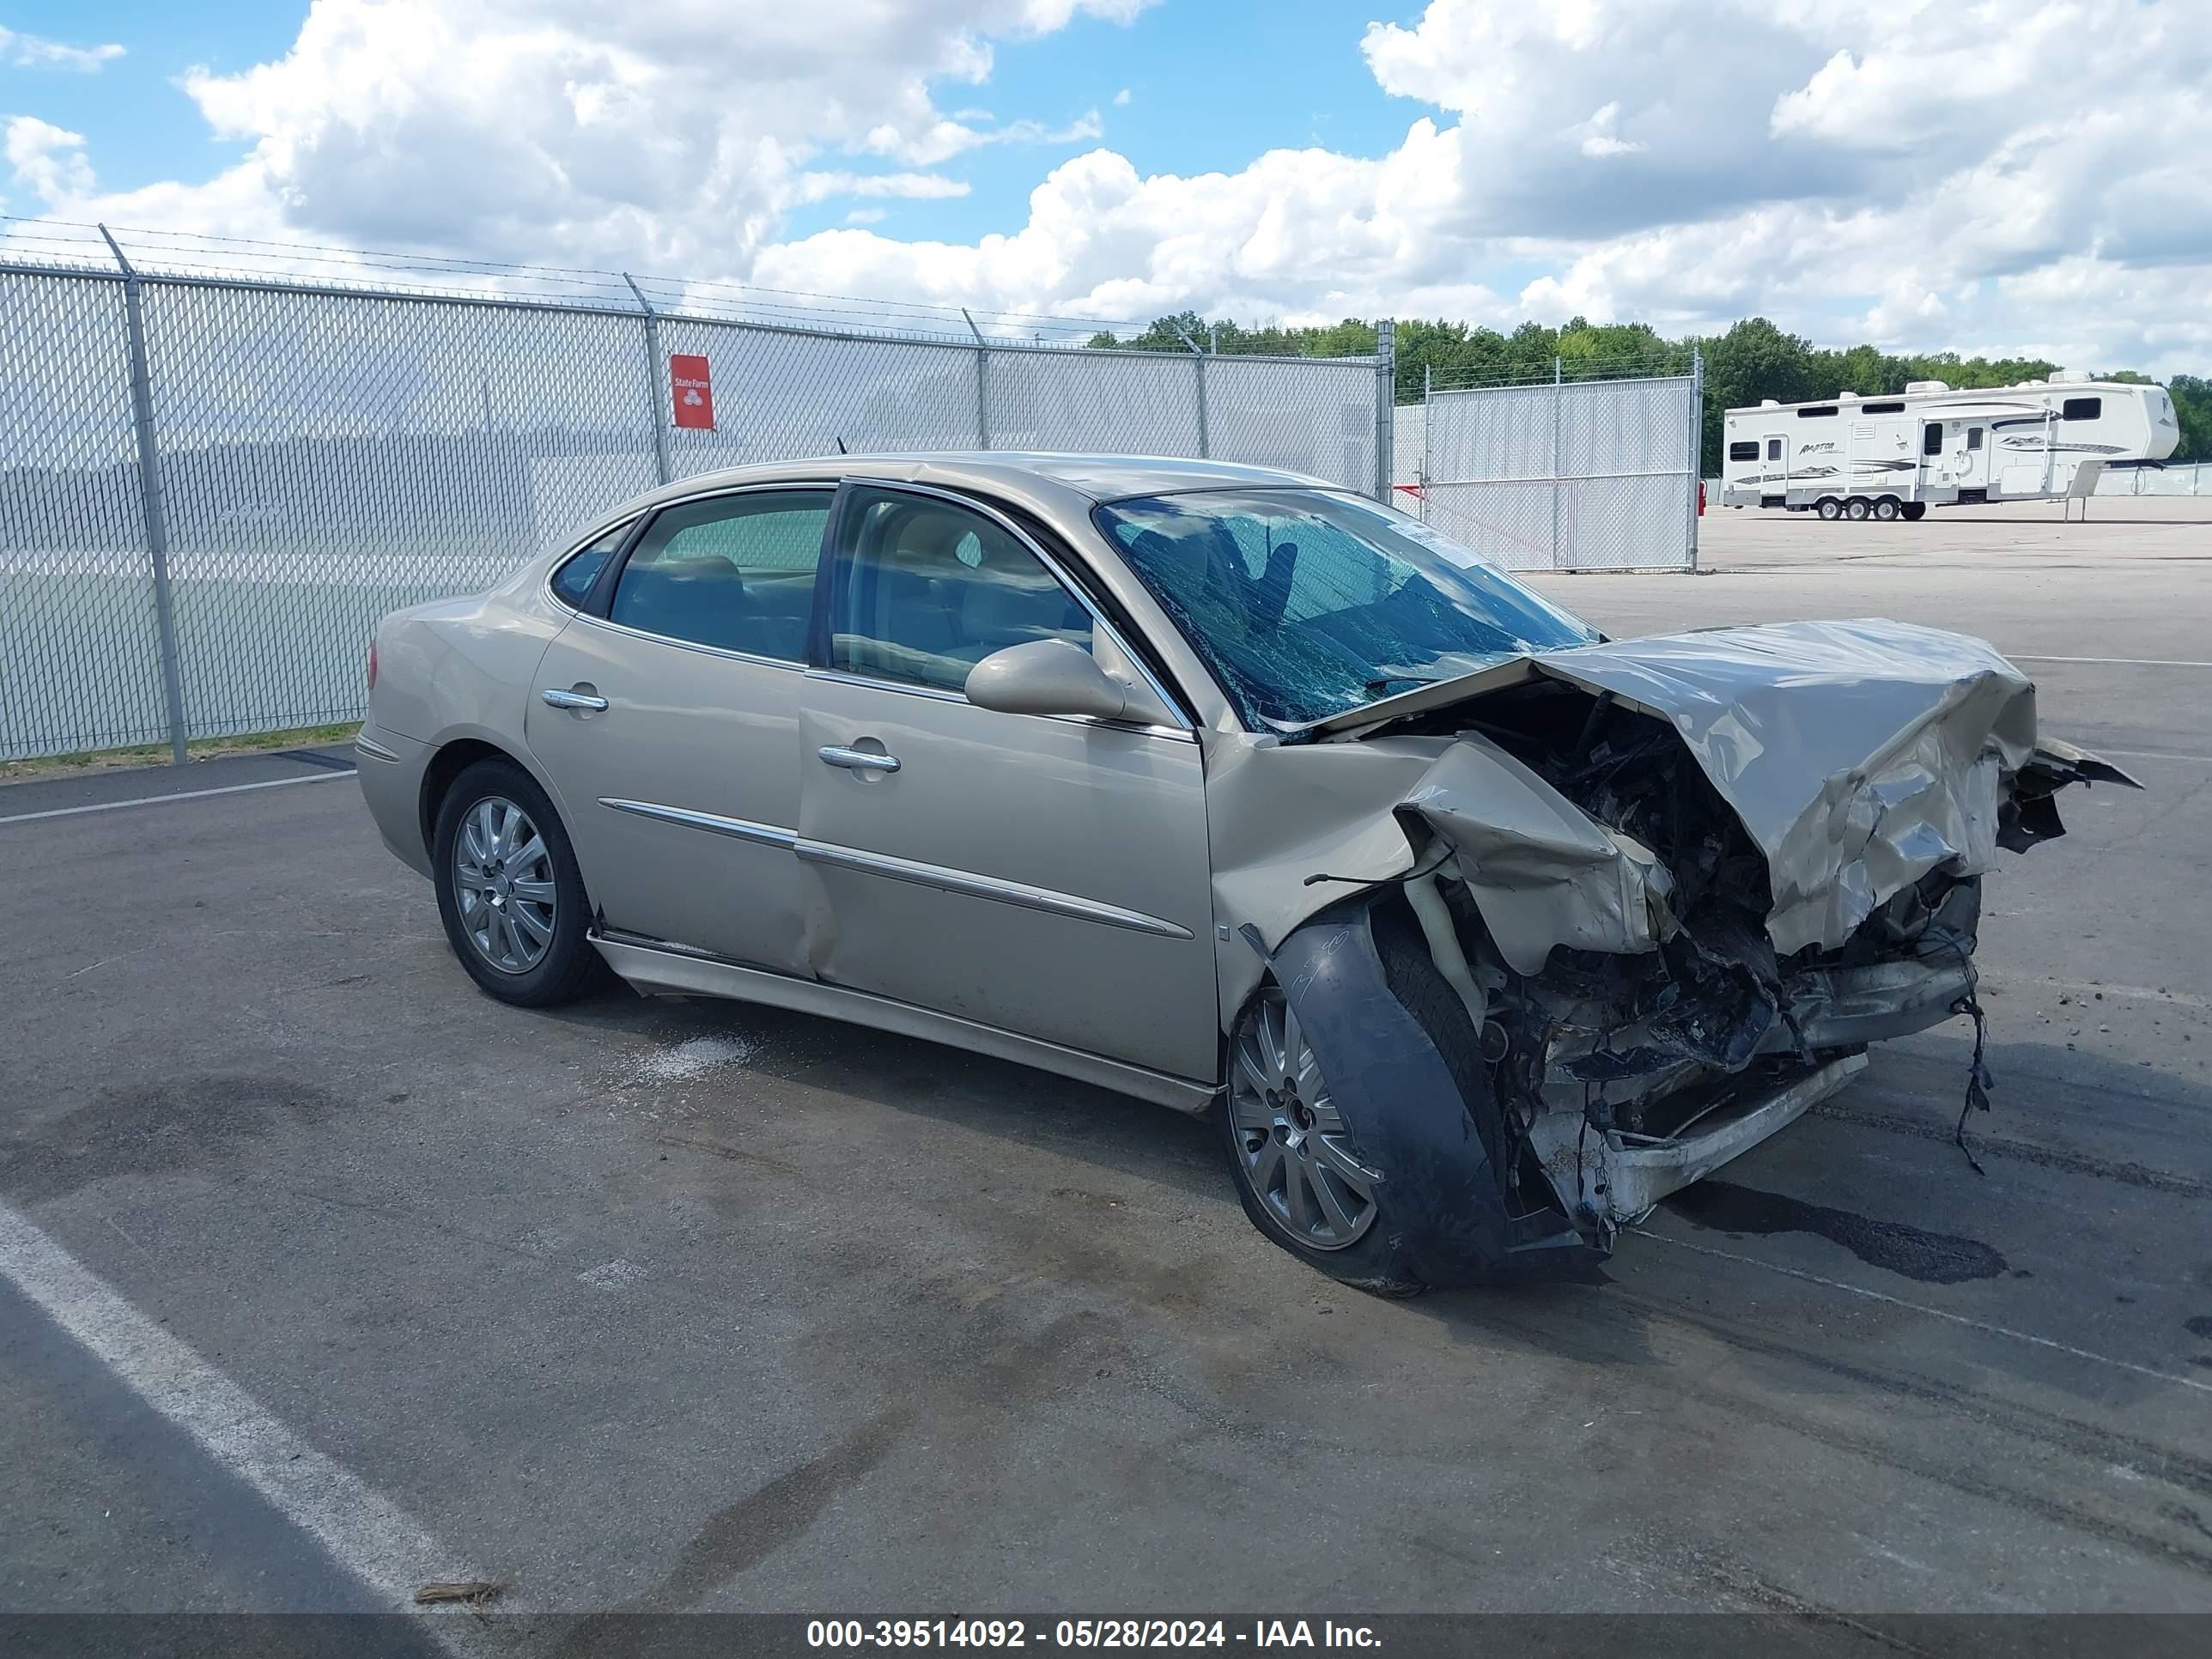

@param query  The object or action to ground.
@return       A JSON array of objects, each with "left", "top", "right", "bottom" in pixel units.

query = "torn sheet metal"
[{"left": 1396, "top": 733, "right": 1672, "bottom": 975}]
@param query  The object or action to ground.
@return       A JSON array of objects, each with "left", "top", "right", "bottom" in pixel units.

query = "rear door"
[
  {"left": 795, "top": 481, "right": 1218, "bottom": 1083},
  {"left": 526, "top": 484, "right": 832, "bottom": 973}
]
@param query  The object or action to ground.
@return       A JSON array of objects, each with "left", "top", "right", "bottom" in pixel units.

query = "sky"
[{"left": 2, "top": 0, "right": 2209, "bottom": 374}]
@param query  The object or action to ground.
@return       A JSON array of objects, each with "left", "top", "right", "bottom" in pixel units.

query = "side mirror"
[{"left": 964, "top": 639, "right": 1131, "bottom": 721}]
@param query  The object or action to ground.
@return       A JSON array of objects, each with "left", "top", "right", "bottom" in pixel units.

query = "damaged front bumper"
[{"left": 1526, "top": 1052, "right": 1868, "bottom": 1224}]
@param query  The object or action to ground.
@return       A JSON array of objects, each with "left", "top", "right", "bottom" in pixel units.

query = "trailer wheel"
[
  {"left": 1902, "top": 502, "right": 1928, "bottom": 522},
  {"left": 1844, "top": 498, "right": 1871, "bottom": 521},
  {"left": 1816, "top": 497, "right": 1843, "bottom": 520},
  {"left": 1874, "top": 496, "right": 1901, "bottom": 521}
]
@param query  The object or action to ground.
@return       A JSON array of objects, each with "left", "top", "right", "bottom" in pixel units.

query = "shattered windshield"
[{"left": 1093, "top": 488, "right": 1599, "bottom": 727}]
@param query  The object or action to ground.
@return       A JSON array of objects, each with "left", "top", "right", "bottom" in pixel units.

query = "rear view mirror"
[{"left": 964, "top": 640, "right": 1131, "bottom": 721}]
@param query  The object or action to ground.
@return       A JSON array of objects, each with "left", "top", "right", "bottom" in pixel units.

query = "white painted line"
[
  {"left": 2089, "top": 748, "right": 2212, "bottom": 766},
  {"left": 0, "top": 1202, "right": 507, "bottom": 1649},
  {"left": 0, "top": 769, "right": 352, "bottom": 825},
  {"left": 1634, "top": 1228, "right": 2212, "bottom": 1398},
  {"left": 2008, "top": 654, "right": 2212, "bottom": 669}
]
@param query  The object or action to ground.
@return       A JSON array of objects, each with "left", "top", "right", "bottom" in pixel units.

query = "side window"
[
  {"left": 550, "top": 520, "right": 634, "bottom": 609},
  {"left": 1765, "top": 438, "right": 1783, "bottom": 462},
  {"left": 1966, "top": 427, "right": 1984, "bottom": 451},
  {"left": 1923, "top": 424, "right": 1945, "bottom": 456},
  {"left": 608, "top": 490, "right": 830, "bottom": 660},
  {"left": 2062, "top": 397, "right": 2102, "bottom": 422},
  {"left": 828, "top": 488, "right": 1092, "bottom": 693},
  {"left": 1728, "top": 441, "right": 1759, "bottom": 463}
]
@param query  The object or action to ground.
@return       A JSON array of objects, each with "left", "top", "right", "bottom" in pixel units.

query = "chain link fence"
[
  {"left": 0, "top": 238, "right": 1388, "bottom": 762},
  {"left": 1395, "top": 363, "right": 1703, "bottom": 572}
]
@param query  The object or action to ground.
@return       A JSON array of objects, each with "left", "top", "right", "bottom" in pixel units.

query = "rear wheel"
[
  {"left": 433, "top": 757, "right": 605, "bottom": 1006},
  {"left": 1874, "top": 496, "right": 1901, "bottom": 521},
  {"left": 1815, "top": 497, "right": 1843, "bottom": 520},
  {"left": 1845, "top": 497, "right": 1872, "bottom": 520}
]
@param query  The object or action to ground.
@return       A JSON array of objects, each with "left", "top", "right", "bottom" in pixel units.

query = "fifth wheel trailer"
[{"left": 1718, "top": 377, "right": 2179, "bottom": 520}]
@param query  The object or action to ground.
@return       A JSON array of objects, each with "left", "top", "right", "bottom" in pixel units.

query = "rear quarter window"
[{"left": 550, "top": 520, "right": 634, "bottom": 608}]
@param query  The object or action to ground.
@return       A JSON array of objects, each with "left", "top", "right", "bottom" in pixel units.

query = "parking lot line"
[
  {"left": 0, "top": 769, "right": 354, "bottom": 826},
  {"left": 0, "top": 1202, "right": 501, "bottom": 1647},
  {"left": 2008, "top": 654, "right": 2212, "bottom": 669},
  {"left": 1634, "top": 1227, "right": 2212, "bottom": 1397}
]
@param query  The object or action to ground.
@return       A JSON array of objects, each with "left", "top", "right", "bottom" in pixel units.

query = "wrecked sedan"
[{"left": 357, "top": 455, "right": 2134, "bottom": 1292}]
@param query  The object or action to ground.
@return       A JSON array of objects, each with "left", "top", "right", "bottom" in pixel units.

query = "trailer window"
[
  {"left": 2062, "top": 397, "right": 2102, "bottom": 422},
  {"left": 1861, "top": 402, "right": 1905, "bottom": 414},
  {"left": 1765, "top": 438, "right": 1782, "bottom": 462},
  {"left": 1966, "top": 428, "right": 1984, "bottom": 451},
  {"left": 1923, "top": 425, "right": 1945, "bottom": 457},
  {"left": 1728, "top": 441, "right": 1759, "bottom": 463},
  {"left": 1796, "top": 405, "right": 1839, "bottom": 418}
]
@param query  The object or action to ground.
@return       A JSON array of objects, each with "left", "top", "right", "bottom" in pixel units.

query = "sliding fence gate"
[
  {"left": 0, "top": 252, "right": 1390, "bottom": 763},
  {"left": 1407, "top": 368, "right": 1702, "bottom": 572}
]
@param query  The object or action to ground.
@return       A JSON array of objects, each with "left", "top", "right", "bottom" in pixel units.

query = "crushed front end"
[{"left": 1333, "top": 621, "right": 2137, "bottom": 1250}]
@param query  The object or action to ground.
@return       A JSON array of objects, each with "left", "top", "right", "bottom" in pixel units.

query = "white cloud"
[
  {"left": 845, "top": 206, "right": 888, "bottom": 225},
  {"left": 4, "top": 116, "right": 94, "bottom": 206},
  {"left": 0, "top": 25, "right": 124, "bottom": 72},
  {"left": 796, "top": 171, "right": 970, "bottom": 204},
  {"left": 11, "top": 0, "right": 2212, "bottom": 375},
  {"left": 1112, "top": 87, "right": 1131, "bottom": 106}
]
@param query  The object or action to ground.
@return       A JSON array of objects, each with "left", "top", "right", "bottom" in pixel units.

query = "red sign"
[{"left": 670, "top": 353, "right": 715, "bottom": 430}]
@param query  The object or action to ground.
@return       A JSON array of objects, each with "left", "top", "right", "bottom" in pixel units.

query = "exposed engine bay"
[{"left": 1261, "top": 619, "right": 2140, "bottom": 1249}]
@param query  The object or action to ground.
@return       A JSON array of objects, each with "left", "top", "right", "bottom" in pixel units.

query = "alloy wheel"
[
  {"left": 452, "top": 795, "right": 557, "bottom": 974},
  {"left": 1229, "top": 988, "right": 1379, "bottom": 1250}
]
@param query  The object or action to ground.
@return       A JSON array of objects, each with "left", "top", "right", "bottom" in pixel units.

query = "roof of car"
[{"left": 625, "top": 451, "right": 1337, "bottom": 511}]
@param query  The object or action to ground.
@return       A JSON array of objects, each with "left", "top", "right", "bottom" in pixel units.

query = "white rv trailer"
[{"left": 1719, "top": 376, "right": 2179, "bottom": 520}]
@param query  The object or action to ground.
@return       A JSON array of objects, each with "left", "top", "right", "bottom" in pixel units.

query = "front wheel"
[
  {"left": 1221, "top": 985, "right": 1424, "bottom": 1295},
  {"left": 1815, "top": 497, "right": 1843, "bottom": 520},
  {"left": 432, "top": 757, "right": 605, "bottom": 1006},
  {"left": 1874, "top": 496, "right": 1901, "bottom": 521},
  {"left": 1902, "top": 501, "right": 1928, "bottom": 521}
]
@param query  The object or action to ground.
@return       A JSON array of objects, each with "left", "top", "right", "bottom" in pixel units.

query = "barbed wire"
[{"left": 0, "top": 216, "right": 1383, "bottom": 356}]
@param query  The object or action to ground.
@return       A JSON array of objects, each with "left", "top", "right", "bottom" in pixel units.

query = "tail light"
[{"left": 367, "top": 638, "right": 379, "bottom": 691}]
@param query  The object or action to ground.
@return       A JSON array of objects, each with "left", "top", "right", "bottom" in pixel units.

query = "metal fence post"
[
  {"left": 99, "top": 224, "right": 189, "bottom": 766},
  {"left": 1373, "top": 319, "right": 1395, "bottom": 503},
  {"left": 1687, "top": 347, "right": 1704, "bottom": 572},
  {"left": 1550, "top": 355, "right": 1563, "bottom": 571},
  {"left": 963, "top": 310, "right": 991, "bottom": 449},
  {"left": 1171, "top": 327, "right": 1209, "bottom": 458},
  {"left": 623, "top": 274, "right": 672, "bottom": 486},
  {"left": 1420, "top": 362, "right": 1432, "bottom": 523}
]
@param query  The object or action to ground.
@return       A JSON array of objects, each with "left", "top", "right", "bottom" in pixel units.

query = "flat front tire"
[
  {"left": 432, "top": 757, "right": 605, "bottom": 1006},
  {"left": 1221, "top": 985, "right": 1425, "bottom": 1296}
]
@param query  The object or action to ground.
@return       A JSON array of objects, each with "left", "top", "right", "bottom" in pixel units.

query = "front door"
[
  {"left": 526, "top": 484, "right": 833, "bottom": 973},
  {"left": 795, "top": 481, "right": 1218, "bottom": 1083}
]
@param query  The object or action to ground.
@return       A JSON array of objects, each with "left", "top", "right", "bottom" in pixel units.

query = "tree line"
[{"left": 1090, "top": 312, "right": 2212, "bottom": 475}]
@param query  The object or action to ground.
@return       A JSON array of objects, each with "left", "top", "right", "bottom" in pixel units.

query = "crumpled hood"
[
  {"left": 1387, "top": 618, "right": 2130, "bottom": 967},
  {"left": 1526, "top": 619, "right": 2037, "bottom": 957}
]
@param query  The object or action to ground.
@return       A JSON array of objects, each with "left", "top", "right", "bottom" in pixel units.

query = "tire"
[
  {"left": 1844, "top": 497, "right": 1871, "bottom": 520},
  {"left": 432, "top": 757, "right": 605, "bottom": 1006},
  {"left": 1815, "top": 497, "right": 1843, "bottom": 520},
  {"left": 1874, "top": 496, "right": 1900, "bottom": 521},
  {"left": 1902, "top": 501, "right": 1928, "bottom": 521},
  {"left": 1220, "top": 981, "right": 1427, "bottom": 1296}
]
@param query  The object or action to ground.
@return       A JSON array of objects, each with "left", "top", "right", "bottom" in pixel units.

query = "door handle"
[
  {"left": 542, "top": 686, "right": 609, "bottom": 712},
  {"left": 817, "top": 744, "right": 900, "bottom": 773}
]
